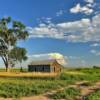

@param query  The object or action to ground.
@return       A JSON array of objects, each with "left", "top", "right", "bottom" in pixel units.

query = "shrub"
[
  {"left": 51, "top": 87, "right": 80, "bottom": 100},
  {"left": 85, "top": 90, "right": 100, "bottom": 100}
]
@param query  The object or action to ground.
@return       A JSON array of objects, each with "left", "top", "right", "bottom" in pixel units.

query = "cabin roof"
[{"left": 29, "top": 59, "right": 60, "bottom": 65}]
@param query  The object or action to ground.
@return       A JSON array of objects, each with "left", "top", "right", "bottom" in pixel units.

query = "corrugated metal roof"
[{"left": 29, "top": 59, "right": 58, "bottom": 65}]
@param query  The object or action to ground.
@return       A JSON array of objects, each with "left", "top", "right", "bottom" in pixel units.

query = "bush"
[
  {"left": 51, "top": 87, "right": 80, "bottom": 100},
  {"left": 85, "top": 90, "right": 100, "bottom": 100}
]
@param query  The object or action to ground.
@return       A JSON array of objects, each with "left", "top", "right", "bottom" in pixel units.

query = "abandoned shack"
[{"left": 28, "top": 60, "right": 62, "bottom": 73}]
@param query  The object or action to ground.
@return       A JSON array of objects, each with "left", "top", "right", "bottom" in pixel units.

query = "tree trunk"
[
  {"left": 5, "top": 62, "right": 10, "bottom": 72},
  {"left": 1, "top": 56, "right": 9, "bottom": 72},
  {"left": 20, "top": 63, "right": 23, "bottom": 72}
]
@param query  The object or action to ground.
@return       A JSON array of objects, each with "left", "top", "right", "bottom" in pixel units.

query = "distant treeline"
[{"left": 93, "top": 66, "right": 100, "bottom": 69}]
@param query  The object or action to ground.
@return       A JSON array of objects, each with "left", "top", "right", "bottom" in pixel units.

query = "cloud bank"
[
  {"left": 27, "top": 13, "right": 100, "bottom": 43},
  {"left": 70, "top": 0, "right": 95, "bottom": 15},
  {"left": 28, "top": 53, "right": 67, "bottom": 65},
  {"left": 70, "top": 3, "right": 94, "bottom": 15}
]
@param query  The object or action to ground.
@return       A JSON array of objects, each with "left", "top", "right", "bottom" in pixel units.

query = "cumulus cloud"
[
  {"left": 90, "top": 49, "right": 100, "bottom": 56},
  {"left": 70, "top": 0, "right": 96, "bottom": 15},
  {"left": 56, "top": 10, "right": 64, "bottom": 16},
  {"left": 85, "top": 0, "right": 94, "bottom": 4},
  {"left": 27, "top": 23, "right": 64, "bottom": 39},
  {"left": 48, "top": 53, "right": 67, "bottom": 65},
  {"left": 28, "top": 53, "right": 67, "bottom": 65},
  {"left": 28, "top": 14, "right": 100, "bottom": 43},
  {"left": 37, "top": 17, "right": 52, "bottom": 25},
  {"left": 70, "top": 4, "right": 81, "bottom": 14},
  {"left": 90, "top": 43, "right": 100, "bottom": 47},
  {"left": 70, "top": 3, "right": 94, "bottom": 15}
]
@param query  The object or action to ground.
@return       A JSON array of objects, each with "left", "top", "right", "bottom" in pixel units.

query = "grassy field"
[
  {"left": 0, "top": 67, "right": 100, "bottom": 99},
  {"left": 85, "top": 90, "right": 100, "bottom": 100},
  {"left": 51, "top": 87, "right": 80, "bottom": 100}
]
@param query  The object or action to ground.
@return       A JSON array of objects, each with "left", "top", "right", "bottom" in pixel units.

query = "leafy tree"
[
  {"left": 0, "top": 17, "right": 29, "bottom": 72},
  {"left": 9, "top": 47, "right": 28, "bottom": 72}
]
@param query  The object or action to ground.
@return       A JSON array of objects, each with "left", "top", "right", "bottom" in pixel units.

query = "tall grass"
[
  {"left": 0, "top": 77, "right": 71, "bottom": 98},
  {"left": 0, "top": 68, "right": 99, "bottom": 98},
  {"left": 85, "top": 90, "right": 100, "bottom": 100},
  {"left": 51, "top": 87, "right": 80, "bottom": 100}
]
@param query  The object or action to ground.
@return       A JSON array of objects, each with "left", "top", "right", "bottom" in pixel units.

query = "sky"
[{"left": 0, "top": 0, "right": 100, "bottom": 67}]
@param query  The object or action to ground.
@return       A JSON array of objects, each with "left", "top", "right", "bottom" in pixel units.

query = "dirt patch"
[
  {"left": 76, "top": 81, "right": 100, "bottom": 100},
  {"left": 21, "top": 95, "right": 49, "bottom": 100}
]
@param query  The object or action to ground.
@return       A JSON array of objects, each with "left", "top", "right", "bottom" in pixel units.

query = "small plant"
[
  {"left": 51, "top": 87, "right": 80, "bottom": 100},
  {"left": 85, "top": 90, "right": 100, "bottom": 100}
]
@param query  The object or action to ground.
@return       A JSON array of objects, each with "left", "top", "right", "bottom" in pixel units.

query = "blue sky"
[{"left": 0, "top": 0, "right": 100, "bottom": 67}]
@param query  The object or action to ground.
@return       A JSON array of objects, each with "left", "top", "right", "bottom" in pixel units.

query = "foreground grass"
[
  {"left": 0, "top": 67, "right": 99, "bottom": 98},
  {"left": 85, "top": 90, "right": 100, "bottom": 100},
  {"left": 51, "top": 87, "right": 80, "bottom": 100},
  {"left": 0, "top": 78, "right": 70, "bottom": 98}
]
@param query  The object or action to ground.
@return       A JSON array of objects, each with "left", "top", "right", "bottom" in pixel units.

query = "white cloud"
[
  {"left": 90, "top": 49, "right": 100, "bottom": 56},
  {"left": 58, "top": 14, "right": 100, "bottom": 42},
  {"left": 90, "top": 43, "right": 100, "bottom": 47},
  {"left": 37, "top": 17, "right": 52, "bottom": 24},
  {"left": 69, "top": 56, "right": 81, "bottom": 60},
  {"left": 56, "top": 10, "right": 64, "bottom": 16},
  {"left": 70, "top": 4, "right": 81, "bottom": 14},
  {"left": 48, "top": 53, "right": 67, "bottom": 65},
  {"left": 27, "top": 22, "right": 64, "bottom": 39},
  {"left": 28, "top": 14, "right": 100, "bottom": 43},
  {"left": 90, "top": 49, "right": 96, "bottom": 53},
  {"left": 86, "top": 3, "right": 93, "bottom": 7},
  {"left": 70, "top": 3, "right": 94, "bottom": 15},
  {"left": 28, "top": 53, "right": 67, "bottom": 65},
  {"left": 70, "top": 0, "right": 97, "bottom": 15},
  {"left": 85, "top": 0, "right": 94, "bottom": 4}
]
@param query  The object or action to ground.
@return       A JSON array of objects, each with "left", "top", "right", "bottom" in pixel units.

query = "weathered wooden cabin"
[{"left": 28, "top": 60, "right": 62, "bottom": 73}]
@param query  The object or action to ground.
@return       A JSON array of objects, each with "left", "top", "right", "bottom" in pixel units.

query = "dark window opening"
[{"left": 28, "top": 65, "right": 50, "bottom": 72}]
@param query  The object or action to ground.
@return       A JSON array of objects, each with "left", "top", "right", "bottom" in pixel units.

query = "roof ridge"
[{"left": 29, "top": 59, "right": 58, "bottom": 65}]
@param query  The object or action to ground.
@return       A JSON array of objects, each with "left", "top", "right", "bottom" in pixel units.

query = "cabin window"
[{"left": 28, "top": 65, "right": 50, "bottom": 72}]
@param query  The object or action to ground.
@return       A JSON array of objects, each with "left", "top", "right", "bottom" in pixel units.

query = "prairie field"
[{"left": 0, "top": 68, "right": 100, "bottom": 100}]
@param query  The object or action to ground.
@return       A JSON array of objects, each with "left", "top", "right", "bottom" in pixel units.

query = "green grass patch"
[
  {"left": 0, "top": 77, "right": 71, "bottom": 98},
  {"left": 51, "top": 87, "right": 80, "bottom": 100},
  {"left": 0, "top": 67, "right": 99, "bottom": 98},
  {"left": 85, "top": 90, "right": 100, "bottom": 100}
]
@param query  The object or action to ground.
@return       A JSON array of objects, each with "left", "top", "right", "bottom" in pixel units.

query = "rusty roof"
[{"left": 29, "top": 59, "right": 60, "bottom": 65}]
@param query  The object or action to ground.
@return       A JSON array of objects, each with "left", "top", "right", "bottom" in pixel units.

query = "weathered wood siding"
[
  {"left": 51, "top": 62, "right": 61, "bottom": 72},
  {"left": 28, "top": 60, "right": 62, "bottom": 73}
]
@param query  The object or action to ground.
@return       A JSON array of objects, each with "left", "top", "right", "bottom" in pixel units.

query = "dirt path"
[
  {"left": 1, "top": 81, "right": 100, "bottom": 100},
  {"left": 76, "top": 81, "right": 100, "bottom": 100},
  {"left": 19, "top": 82, "right": 100, "bottom": 100}
]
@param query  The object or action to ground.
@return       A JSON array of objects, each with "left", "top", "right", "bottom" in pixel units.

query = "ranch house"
[{"left": 28, "top": 60, "right": 62, "bottom": 73}]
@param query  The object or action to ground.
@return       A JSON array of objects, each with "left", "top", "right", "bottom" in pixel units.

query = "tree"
[
  {"left": 9, "top": 47, "right": 28, "bottom": 72},
  {"left": 0, "top": 17, "right": 29, "bottom": 72}
]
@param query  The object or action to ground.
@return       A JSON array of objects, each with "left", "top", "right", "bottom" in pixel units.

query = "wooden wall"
[
  {"left": 28, "top": 61, "right": 62, "bottom": 73},
  {"left": 51, "top": 62, "right": 61, "bottom": 73}
]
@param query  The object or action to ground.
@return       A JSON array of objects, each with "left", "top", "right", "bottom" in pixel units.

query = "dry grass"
[
  {"left": 0, "top": 72, "right": 58, "bottom": 78},
  {"left": 65, "top": 71, "right": 85, "bottom": 75}
]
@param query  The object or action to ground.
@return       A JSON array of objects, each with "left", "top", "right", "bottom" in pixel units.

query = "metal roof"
[{"left": 29, "top": 59, "right": 59, "bottom": 65}]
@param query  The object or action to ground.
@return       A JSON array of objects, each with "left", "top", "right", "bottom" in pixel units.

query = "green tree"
[
  {"left": 9, "top": 47, "right": 28, "bottom": 72},
  {"left": 0, "top": 17, "right": 29, "bottom": 72}
]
